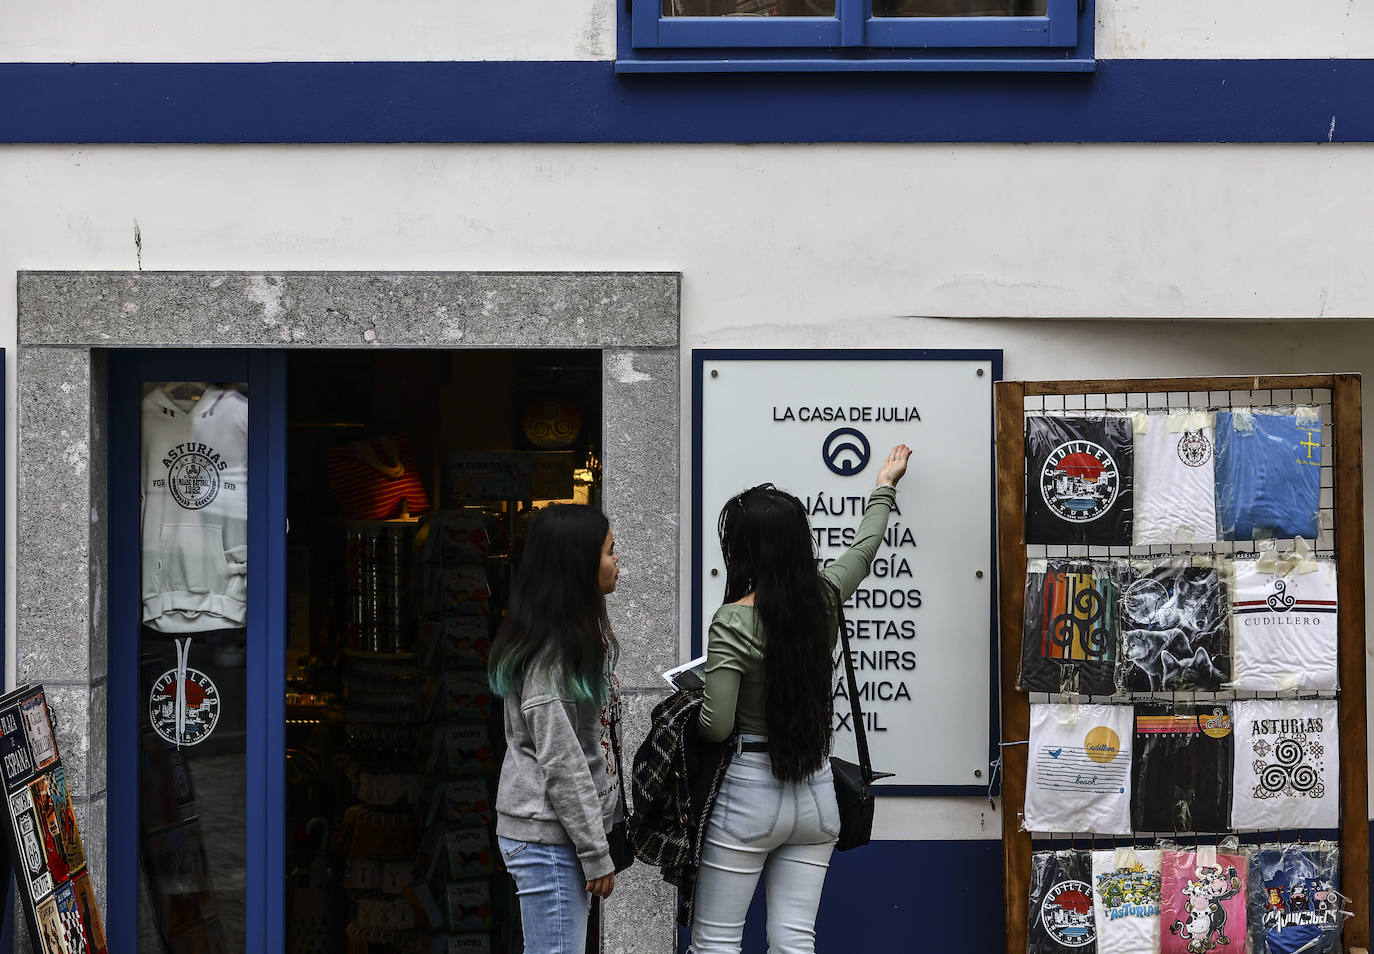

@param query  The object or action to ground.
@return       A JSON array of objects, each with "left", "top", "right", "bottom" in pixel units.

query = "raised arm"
[{"left": 821, "top": 444, "right": 910, "bottom": 602}]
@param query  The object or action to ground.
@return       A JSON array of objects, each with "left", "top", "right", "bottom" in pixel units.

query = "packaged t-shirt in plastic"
[
  {"left": 1118, "top": 560, "right": 1230, "bottom": 692},
  {"left": 1160, "top": 849, "right": 1247, "bottom": 954},
  {"left": 1230, "top": 699, "right": 1339, "bottom": 831},
  {"left": 1091, "top": 847, "right": 1162, "bottom": 954},
  {"left": 1131, "top": 702, "right": 1233, "bottom": 833},
  {"left": 1132, "top": 411, "right": 1219, "bottom": 546},
  {"left": 1214, "top": 409, "right": 1323, "bottom": 541},
  {"left": 1020, "top": 560, "right": 1121, "bottom": 695},
  {"left": 1029, "top": 849, "right": 1098, "bottom": 953},
  {"left": 1024, "top": 704, "right": 1132, "bottom": 835},
  {"left": 1026, "top": 416, "right": 1134, "bottom": 546},
  {"left": 1247, "top": 841, "right": 1342, "bottom": 954},
  {"left": 1228, "top": 557, "right": 1338, "bottom": 691}
]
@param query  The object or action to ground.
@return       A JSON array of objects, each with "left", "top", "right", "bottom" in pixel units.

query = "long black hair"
[
  {"left": 488, "top": 504, "right": 616, "bottom": 704},
  {"left": 718, "top": 484, "right": 833, "bottom": 782}
]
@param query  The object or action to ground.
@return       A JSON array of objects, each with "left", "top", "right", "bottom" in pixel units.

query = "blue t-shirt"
[
  {"left": 1249, "top": 845, "right": 1341, "bottom": 954},
  {"left": 1214, "top": 411, "right": 1322, "bottom": 540}
]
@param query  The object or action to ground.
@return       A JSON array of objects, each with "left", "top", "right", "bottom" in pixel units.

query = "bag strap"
[
  {"left": 825, "top": 579, "right": 874, "bottom": 785},
  {"left": 608, "top": 696, "right": 630, "bottom": 815}
]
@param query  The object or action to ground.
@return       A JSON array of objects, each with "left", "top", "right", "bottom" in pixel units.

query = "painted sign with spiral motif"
[{"left": 522, "top": 399, "right": 582, "bottom": 449}]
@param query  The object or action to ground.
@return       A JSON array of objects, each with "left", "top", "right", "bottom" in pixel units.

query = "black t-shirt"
[
  {"left": 1118, "top": 563, "right": 1230, "bottom": 691},
  {"left": 1019, "top": 560, "right": 1120, "bottom": 695},
  {"left": 1029, "top": 849, "right": 1097, "bottom": 953},
  {"left": 1025, "top": 416, "right": 1133, "bottom": 546},
  {"left": 1131, "top": 701, "right": 1234, "bottom": 833}
]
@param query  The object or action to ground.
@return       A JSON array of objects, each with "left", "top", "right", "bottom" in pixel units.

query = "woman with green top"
[{"left": 691, "top": 444, "right": 911, "bottom": 954}]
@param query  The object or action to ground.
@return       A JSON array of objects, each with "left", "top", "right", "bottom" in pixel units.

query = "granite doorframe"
[{"left": 15, "top": 270, "right": 682, "bottom": 954}]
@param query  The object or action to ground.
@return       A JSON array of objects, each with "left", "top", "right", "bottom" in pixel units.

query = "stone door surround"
[{"left": 15, "top": 270, "right": 682, "bottom": 952}]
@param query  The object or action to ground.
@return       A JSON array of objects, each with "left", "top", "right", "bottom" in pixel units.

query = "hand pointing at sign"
[{"left": 876, "top": 444, "right": 911, "bottom": 489}]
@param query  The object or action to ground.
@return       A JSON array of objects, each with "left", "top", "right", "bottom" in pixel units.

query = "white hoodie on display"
[{"left": 141, "top": 384, "right": 249, "bottom": 633}]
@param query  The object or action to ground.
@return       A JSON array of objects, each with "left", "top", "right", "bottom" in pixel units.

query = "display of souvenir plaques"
[
  {"left": 1020, "top": 560, "right": 1121, "bottom": 695},
  {"left": 1118, "top": 560, "right": 1230, "bottom": 692},
  {"left": 1025, "top": 416, "right": 1133, "bottom": 546},
  {"left": 1131, "top": 702, "right": 1234, "bottom": 833},
  {"left": 0, "top": 700, "right": 38, "bottom": 790},
  {"left": 0, "top": 685, "right": 106, "bottom": 954},
  {"left": 20, "top": 691, "right": 58, "bottom": 773}
]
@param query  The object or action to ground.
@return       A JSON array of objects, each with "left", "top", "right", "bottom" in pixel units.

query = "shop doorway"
[{"left": 281, "top": 350, "right": 603, "bottom": 954}]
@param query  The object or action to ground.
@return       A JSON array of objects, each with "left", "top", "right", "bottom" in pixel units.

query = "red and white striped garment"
[{"left": 327, "top": 435, "right": 431, "bottom": 520}]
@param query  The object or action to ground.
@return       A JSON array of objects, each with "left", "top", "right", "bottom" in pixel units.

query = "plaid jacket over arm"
[{"left": 626, "top": 688, "right": 736, "bottom": 926}]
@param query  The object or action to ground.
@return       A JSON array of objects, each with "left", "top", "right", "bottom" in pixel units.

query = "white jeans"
[{"left": 690, "top": 741, "right": 839, "bottom": 954}]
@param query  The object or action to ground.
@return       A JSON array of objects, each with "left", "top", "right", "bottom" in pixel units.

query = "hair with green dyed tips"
[{"left": 488, "top": 504, "right": 616, "bottom": 705}]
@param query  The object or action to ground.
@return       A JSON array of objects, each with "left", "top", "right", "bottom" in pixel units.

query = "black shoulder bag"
[
  {"left": 826, "top": 580, "right": 894, "bottom": 851},
  {"left": 607, "top": 709, "right": 636, "bottom": 872}
]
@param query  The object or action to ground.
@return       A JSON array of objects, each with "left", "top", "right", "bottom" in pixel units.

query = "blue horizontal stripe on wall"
[{"left": 1, "top": 59, "right": 1371, "bottom": 143}]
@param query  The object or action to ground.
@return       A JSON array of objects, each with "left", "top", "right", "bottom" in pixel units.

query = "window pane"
[
  {"left": 138, "top": 381, "right": 249, "bottom": 953},
  {"left": 663, "top": 0, "right": 836, "bottom": 16},
  {"left": 872, "top": 0, "right": 1046, "bottom": 15}
]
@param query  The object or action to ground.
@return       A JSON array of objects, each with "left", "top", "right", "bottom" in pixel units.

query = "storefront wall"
[
  {"left": 3, "top": 144, "right": 1374, "bottom": 951},
  {"left": 3, "top": 2, "right": 1374, "bottom": 950}
]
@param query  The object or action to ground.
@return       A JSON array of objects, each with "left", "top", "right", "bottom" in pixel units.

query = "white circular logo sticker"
[
  {"left": 149, "top": 668, "right": 221, "bottom": 746},
  {"left": 1040, "top": 439, "right": 1120, "bottom": 524},
  {"left": 1041, "top": 880, "right": 1095, "bottom": 947}
]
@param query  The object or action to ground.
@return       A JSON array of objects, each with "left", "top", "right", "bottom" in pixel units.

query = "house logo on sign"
[{"left": 823, "top": 427, "right": 871, "bottom": 476}]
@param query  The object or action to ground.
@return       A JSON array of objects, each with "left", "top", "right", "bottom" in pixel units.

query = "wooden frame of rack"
[{"left": 994, "top": 373, "right": 1368, "bottom": 954}]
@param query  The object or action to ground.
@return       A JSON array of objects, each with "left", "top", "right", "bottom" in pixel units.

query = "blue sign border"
[{"left": 692, "top": 348, "right": 1004, "bottom": 798}]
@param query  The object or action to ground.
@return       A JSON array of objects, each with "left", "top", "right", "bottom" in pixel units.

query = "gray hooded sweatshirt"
[{"left": 495, "top": 660, "right": 618, "bottom": 880}]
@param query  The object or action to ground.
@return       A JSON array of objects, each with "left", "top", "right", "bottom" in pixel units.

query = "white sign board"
[{"left": 695, "top": 351, "right": 997, "bottom": 792}]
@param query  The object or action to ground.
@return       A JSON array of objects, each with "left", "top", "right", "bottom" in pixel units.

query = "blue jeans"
[
  {"left": 690, "top": 740, "right": 839, "bottom": 954},
  {"left": 498, "top": 836, "right": 592, "bottom": 954}
]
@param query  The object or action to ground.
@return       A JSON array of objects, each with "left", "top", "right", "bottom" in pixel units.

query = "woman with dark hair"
[
  {"left": 692, "top": 444, "right": 911, "bottom": 954},
  {"left": 489, "top": 504, "right": 622, "bottom": 954}
]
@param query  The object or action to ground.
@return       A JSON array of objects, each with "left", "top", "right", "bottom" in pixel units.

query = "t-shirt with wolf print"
[{"left": 1118, "top": 560, "right": 1230, "bottom": 692}]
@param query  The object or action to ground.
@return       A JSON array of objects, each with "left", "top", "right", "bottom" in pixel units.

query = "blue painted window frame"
[
  {"left": 108, "top": 350, "right": 287, "bottom": 954},
  {"left": 620, "top": 0, "right": 1093, "bottom": 71}
]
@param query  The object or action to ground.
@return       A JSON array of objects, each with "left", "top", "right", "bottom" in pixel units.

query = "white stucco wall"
[
  {"left": 2, "top": 143, "right": 1373, "bottom": 836},
  {"left": 2, "top": 0, "right": 1372, "bottom": 61}
]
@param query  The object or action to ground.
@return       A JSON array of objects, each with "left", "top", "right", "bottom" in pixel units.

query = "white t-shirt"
[
  {"left": 1132, "top": 412, "right": 1219, "bottom": 546},
  {"left": 1024, "top": 704, "right": 1133, "bottom": 835},
  {"left": 1092, "top": 848, "right": 1162, "bottom": 954},
  {"left": 1231, "top": 699, "right": 1339, "bottom": 830},
  {"left": 1229, "top": 558, "right": 1338, "bottom": 691}
]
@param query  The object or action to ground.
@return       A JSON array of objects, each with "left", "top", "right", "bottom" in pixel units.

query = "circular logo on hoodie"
[
  {"left": 167, "top": 452, "right": 220, "bottom": 510},
  {"left": 149, "top": 668, "right": 221, "bottom": 746}
]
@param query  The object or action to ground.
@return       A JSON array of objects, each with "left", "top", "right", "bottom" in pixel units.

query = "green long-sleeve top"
[{"left": 698, "top": 484, "right": 898, "bottom": 742}]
